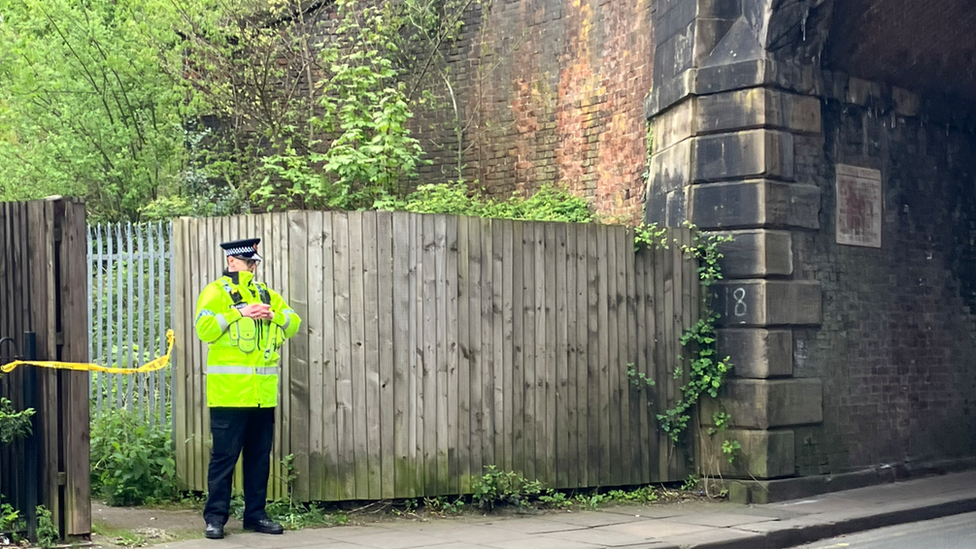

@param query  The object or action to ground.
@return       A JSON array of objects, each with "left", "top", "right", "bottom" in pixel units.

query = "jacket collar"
[{"left": 222, "top": 269, "right": 254, "bottom": 287}]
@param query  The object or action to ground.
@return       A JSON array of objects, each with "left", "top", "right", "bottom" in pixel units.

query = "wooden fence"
[
  {"left": 0, "top": 199, "right": 90, "bottom": 541},
  {"left": 173, "top": 212, "right": 700, "bottom": 501}
]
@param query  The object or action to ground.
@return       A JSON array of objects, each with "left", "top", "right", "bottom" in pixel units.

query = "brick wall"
[
  {"left": 411, "top": 0, "right": 654, "bottom": 225},
  {"left": 791, "top": 91, "right": 976, "bottom": 474}
]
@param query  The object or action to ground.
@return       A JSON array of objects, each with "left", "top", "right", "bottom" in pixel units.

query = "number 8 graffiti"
[{"left": 733, "top": 287, "right": 747, "bottom": 317}]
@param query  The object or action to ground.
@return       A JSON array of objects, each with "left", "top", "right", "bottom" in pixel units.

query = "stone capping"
[{"left": 646, "top": 59, "right": 820, "bottom": 118}]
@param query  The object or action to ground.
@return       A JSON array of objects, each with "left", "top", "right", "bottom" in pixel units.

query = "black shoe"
[
  {"left": 204, "top": 523, "right": 225, "bottom": 539},
  {"left": 243, "top": 518, "right": 284, "bottom": 535}
]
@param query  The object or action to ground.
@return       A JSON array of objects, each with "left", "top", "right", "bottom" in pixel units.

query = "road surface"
[{"left": 794, "top": 511, "right": 976, "bottom": 548}]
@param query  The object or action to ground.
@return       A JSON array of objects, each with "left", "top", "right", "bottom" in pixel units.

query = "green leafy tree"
[{"left": 0, "top": 0, "right": 190, "bottom": 222}]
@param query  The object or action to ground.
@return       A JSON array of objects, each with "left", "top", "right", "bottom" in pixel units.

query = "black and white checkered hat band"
[{"left": 224, "top": 246, "right": 255, "bottom": 256}]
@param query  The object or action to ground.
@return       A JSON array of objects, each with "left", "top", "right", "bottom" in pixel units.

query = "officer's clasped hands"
[{"left": 241, "top": 303, "right": 274, "bottom": 320}]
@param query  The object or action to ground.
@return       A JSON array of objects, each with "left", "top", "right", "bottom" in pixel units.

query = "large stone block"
[
  {"left": 702, "top": 378, "right": 823, "bottom": 430},
  {"left": 652, "top": 98, "right": 696, "bottom": 152},
  {"left": 713, "top": 280, "right": 822, "bottom": 327},
  {"left": 645, "top": 187, "right": 690, "bottom": 227},
  {"left": 713, "top": 229, "right": 793, "bottom": 278},
  {"left": 693, "top": 129, "right": 795, "bottom": 182},
  {"left": 697, "top": 89, "right": 822, "bottom": 135},
  {"left": 649, "top": 139, "right": 693, "bottom": 195},
  {"left": 718, "top": 328, "right": 793, "bottom": 378},
  {"left": 700, "top": 428, "right": 795, "bottom": 479},
  {"left": 691, "top": 180, "right": 820, "bottom": 230}
]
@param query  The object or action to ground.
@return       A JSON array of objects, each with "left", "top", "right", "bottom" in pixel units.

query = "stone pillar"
[{"left": 646, "top": 0, "right": 831, "bottom": 496}]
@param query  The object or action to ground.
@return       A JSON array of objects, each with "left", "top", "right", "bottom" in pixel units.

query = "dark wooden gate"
[{"left": 0, "top": 199, "right": 90, "bottom": 543}]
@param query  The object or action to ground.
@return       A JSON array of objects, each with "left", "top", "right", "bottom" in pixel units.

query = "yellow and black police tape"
[{"left": 0, "top": 329, "right": 175, "bottom": 374}]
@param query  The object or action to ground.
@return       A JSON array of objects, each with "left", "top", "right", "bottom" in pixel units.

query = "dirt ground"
[{"left": 90, "top": 501, "right": 212, "bottom": 548}]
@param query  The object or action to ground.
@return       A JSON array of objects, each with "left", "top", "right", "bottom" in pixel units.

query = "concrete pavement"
[{"left": 158, "top": 470, "right": 976, "bottom": 549}]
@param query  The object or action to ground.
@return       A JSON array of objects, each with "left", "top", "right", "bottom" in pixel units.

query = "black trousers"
[{"left": 203, "top": 407, "right": 275, "bottom": 526}]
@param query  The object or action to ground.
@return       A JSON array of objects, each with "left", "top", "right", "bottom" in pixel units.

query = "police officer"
[{"left": 195, "top": 238, "right": 301, "bottom": 539}]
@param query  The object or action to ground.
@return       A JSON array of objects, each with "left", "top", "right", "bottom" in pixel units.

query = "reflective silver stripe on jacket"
[
  {"left": 215, "top": 313, "right": 230, "bottom": 332},
  {"left": 206, "top": 366, "right": 278, "bottom": 376},
  {"left": 280, "top": 309, "right": 295, "bottom": 331},
  {"left": 195, "top": 310, "right": 215, "bottom": 323}
]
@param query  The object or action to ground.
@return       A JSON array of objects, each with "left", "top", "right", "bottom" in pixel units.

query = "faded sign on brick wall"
[{"left": 836, "top": 164, "right": 882, "bottom": 248}]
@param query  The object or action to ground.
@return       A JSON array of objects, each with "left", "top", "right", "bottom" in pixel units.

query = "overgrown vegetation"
[
  {"left": 376, "top": 181, "right": 594, "bottom": 223},
  {"left": 656, "top": 226, "right": 734, "bottom": 444},
  {"left": 35, "top": 505, "right": 58, "bottom": 549},
  {"left": 0, "top": 0, "right": 479, "bottom": 220},
  {"left": 90, "top": 408, "right": 179, "bottom": 506},
  {"left": 464, "top": 466, "right": 668, "bottom": 512},
  {"left": 0, "top": 397, "right": 34, "bottom": 444}
]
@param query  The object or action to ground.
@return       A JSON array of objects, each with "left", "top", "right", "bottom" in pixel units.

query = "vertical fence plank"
[
  {"left": 445, "top": 216, "right": 460, "bottom": 495},
  {"left": 510, "top": 220, "right": 524, "bottom": 477},
  {"left": 362, "top": 212, "right": 382, "bottom": 500},
  {"left": 410, "top": 213, "right": 424, "bottom": 496},
  {"left": 624, "top": 230, "right": 641, "bottom": 484},
  {"left": 377, "top": 211, "right": 396, "bottom": 499},
  {"left": 615, "top": 227, "right": 633, "bottom": 485},
  {"left": 305, "top": 212, "right": 325, "bottom": 500},
  {"left": 597, "top": 225, "right": 612, "bottom": 486},
  {"left": 421, "top": 214, "right": 437, "bottom": 495},
  {"left": 499, "top": 220, "right": 515, "bottom": 473},
  {"left": 321, "top": 212, "right": 341, "bottom": 501},
  {"left": 575, "top": 223, "right": 590, "bottom": 487},
  {"left": 606, "top": 226, "right": 621, "bottom": 487},
  {"left": 654, "top": 233, "right": 669, "bottom": 482},
  {"left": 675, "top": 228, "right": 694, "bottom": 480},
  {"left": 172, "top": 220, "right": 188, "bottom": 488},
  {"left": 491, "top": 220, "right": 506, "bottom": 473},
  {"left": 434, "top": 215, "right": 449, "bottom": 495},
  {"left": 479, "top": 218, "right": 494, "bottom": 471},
  {"left": 532, "top": 224, "right": 547, "bottom": 485},
  {"left": 585, "top": 223, "right": 600, "bottom": 487},
  {"left": 554, "top": 223, "right": 569, "bottom": 489},
  {"left": 288, "top": 211, "right": 311, "bottom": 501},
  {"left": 273, "top": 213, "right": 290, "bottom": 499},
  {"left": 635, "top": 246, "right": 649, "bottom": 483},
  {"left": 332, "top": 212, "right": 355, "bottom": 499},
  {"left": 391, "top": 212, "right": 413, "bottom": 498},
  {"left": 467, "top": 217, "right": 483, "bottom": 482},
  {"left": 521, "top": 222, "right": 535, "bottom": 481},
  {"left": 61, "top": 200, "right": 91, "bottom": 536},
  {"left": 564, "top": 224, "right": 579, "bottom": 489},
  {"left": 542, "top": 223, "right": 557, "bottom": 487},
  {"left": 456, "top": 216, "right": 471, "bottom": 491}
]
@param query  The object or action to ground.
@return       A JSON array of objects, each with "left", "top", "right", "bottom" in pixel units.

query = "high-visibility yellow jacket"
[{"left": 194, "top": 270, "right": 301, "bottom": 407}]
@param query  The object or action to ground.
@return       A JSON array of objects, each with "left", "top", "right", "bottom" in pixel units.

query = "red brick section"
[{"left": 412, "top": 0, "right": 654, "bottom": 225}]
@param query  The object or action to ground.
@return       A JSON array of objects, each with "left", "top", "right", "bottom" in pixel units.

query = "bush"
[
  {"left": 376, "top": 182, "right": 594, "bottom": 224},
  {"left": 90, "top": 408, "right": 178, "bottom": 506},
  {"left": 471, "top": 466, "right": 543, "bottom": 510}
]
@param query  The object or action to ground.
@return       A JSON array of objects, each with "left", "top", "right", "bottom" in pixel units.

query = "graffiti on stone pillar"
[{"left": 835, "top": 164, "right": 882, "bottom": 248}]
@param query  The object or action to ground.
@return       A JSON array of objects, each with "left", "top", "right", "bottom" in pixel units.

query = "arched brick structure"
[{"left": 646, "top": 0, "right": 976, "bottom": 502}]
